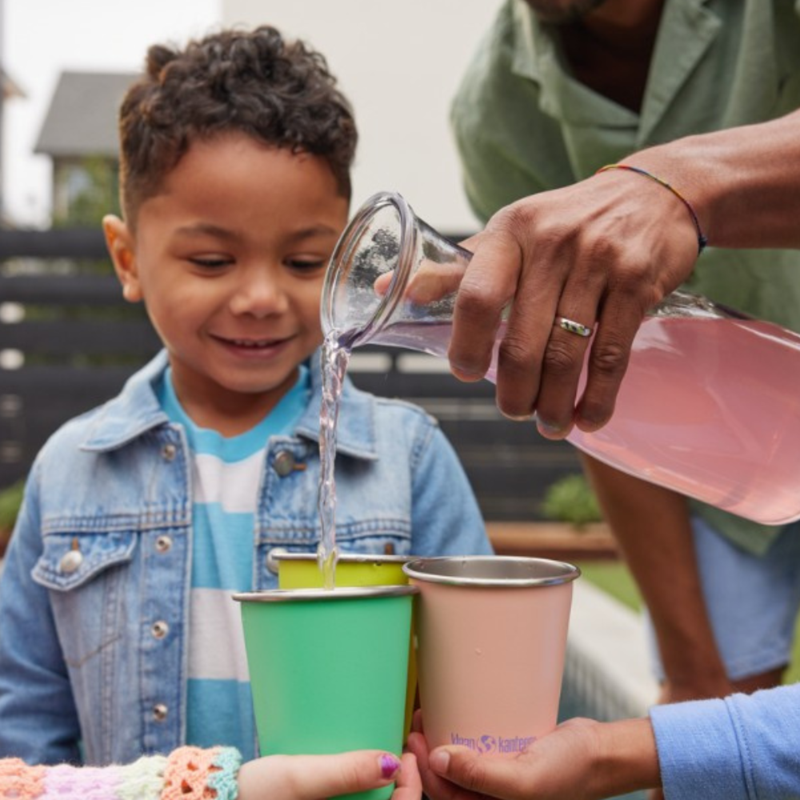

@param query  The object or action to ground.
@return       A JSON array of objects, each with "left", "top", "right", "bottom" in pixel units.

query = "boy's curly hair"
[{"left": 118, "top": 26, "right": 357, "bottom": 223}]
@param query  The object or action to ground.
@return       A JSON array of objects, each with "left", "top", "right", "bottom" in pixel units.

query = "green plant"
[
  {"left": 52, "top": 154, "right": 120, "bottom": 276},
  {"left": 540, "top": 473, "right": 603, "bottom": 528},
  {"left": 575, "top": 560, "right": 642, "bottom": 611},
  {"left": 0, "top": 480, "right": 25, "bottom": 550}
]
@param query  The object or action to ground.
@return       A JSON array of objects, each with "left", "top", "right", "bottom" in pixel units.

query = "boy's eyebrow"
[
  {"left": 286, "top": 224, "right": 341, "bottom": 242},
  {"left": 174, "top": 223, "right": 340, "bottom": 242},
  {"left": 175, "top": 223, "right": 241, "bottom": 241}
]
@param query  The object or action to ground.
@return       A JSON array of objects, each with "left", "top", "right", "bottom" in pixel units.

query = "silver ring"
[{"left": 554, "top": 316, "right": 593, "bottom": 338}]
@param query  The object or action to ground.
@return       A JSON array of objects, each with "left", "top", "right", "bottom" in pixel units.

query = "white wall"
[{"left": 223, "top": 0, "right": 503, "bottom": 233}]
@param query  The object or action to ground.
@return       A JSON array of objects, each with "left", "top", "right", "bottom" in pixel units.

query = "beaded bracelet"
[{"left": 595, "top": 163, "right": 708, "bottom": 255}]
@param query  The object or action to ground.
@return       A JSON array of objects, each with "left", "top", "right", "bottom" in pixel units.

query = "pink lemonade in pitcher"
[
  {"left": 321, "top": 191, "right": 800, "bottom": 531},
  {"left": 567, "top": 315, "right": 800, "bottom": 525},
  {"left": 355, "top": 311, "right": 800, "bottom": 526}
]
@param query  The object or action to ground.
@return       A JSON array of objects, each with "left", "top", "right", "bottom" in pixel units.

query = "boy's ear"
[{"left": 102, "top": 214, "right": 142, "bottom": 303}]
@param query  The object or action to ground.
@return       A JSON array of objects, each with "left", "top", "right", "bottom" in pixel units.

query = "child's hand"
[{"left": 237, "top": 750, "right": 421, "bottom": 800}]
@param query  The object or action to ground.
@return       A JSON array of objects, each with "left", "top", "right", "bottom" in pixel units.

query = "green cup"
[
  {"left": 234, "top": 585, "right": 418, "bottom": 800},
  {"left": 273, "top": 552, "right": 417, "bottom": 741}
]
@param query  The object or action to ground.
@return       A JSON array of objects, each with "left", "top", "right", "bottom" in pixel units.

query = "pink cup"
[{"left": 403, "top": 556, "right": 580, "bottom": 756}]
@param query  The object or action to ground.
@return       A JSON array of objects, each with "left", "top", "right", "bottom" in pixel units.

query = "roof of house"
[
  {"left": 2, "top": 68, "right": 25, "bottom": 101},
  {"left": 34, "top": 71, "right": 139, "bottom": 158}
]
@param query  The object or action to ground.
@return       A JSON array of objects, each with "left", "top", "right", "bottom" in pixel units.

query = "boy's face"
[{"left": 105, "top": 133, "right": 349, "bottom": 428}]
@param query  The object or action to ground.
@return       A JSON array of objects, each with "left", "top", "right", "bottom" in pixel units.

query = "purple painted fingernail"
[{"left": 380, "top": 753, "right": 401, "bottom": 780}]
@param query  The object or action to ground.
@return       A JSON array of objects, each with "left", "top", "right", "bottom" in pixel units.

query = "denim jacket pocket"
[
  {"left": 31, "top": 531, "right": 139, "bottom": 671},
  {"left": 32, "top": 531, "right": 137, "bottom": 592}
]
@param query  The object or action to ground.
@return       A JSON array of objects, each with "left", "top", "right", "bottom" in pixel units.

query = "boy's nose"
[{"left": 229, "top": 269, "right": 289, "bottom": 317}]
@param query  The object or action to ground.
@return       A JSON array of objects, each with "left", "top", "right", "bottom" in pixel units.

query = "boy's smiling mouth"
[
  {"left": 231, "top": 337, "right": 283, "bottom": 348},
  {"left": 213, "top": 334, "right": 295, "bottom": 354}
]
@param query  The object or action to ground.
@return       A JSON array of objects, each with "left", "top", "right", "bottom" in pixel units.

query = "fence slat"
[
  {"left": 1, "top": 275, "right": 122, "bottom": 304},
  {"left": 0, "top": 232, "right": 586, "bottom": 521},
  {"left": 2, "top": 320, "right": 161, "bottom": 356},
  {"left": 0, "top": 229, "right": 108, "bottom": 259}
]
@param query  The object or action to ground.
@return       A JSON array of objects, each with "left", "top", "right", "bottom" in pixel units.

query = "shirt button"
[
  {"left": 273, "top": 450, "right": 296, "bottom": 477},
  {"left": 153, "top": 704, "right": 168, "bottom": 722},
  {"left": 161, "top": 444, "right": 177, "bottom": 461},
  {"left": 266, "top": 547, "right": 288, "bottom": 575},
  {"left": 151, "top": 621, "right": 169, "bottom": 639},
  {"left": 155, "top": 535, "right": 173, "bottom": 553},
  {"left": 58, "top": 550, "right": 83, "bottom": 574}
]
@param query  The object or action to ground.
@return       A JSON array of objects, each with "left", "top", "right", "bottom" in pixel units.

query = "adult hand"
[
  {"left": 373, "top": 260, "right": 465, "bottom": 305},
  {"left": 408, "top": 719, "right": 602, "bottom": 800},
  {"left": 407, "top": 715, "right": 660, "bottom": 800},
  {"left": 448, "top": 168, "right": 701, "bottom": 437},
  {"left": 237, "top": 751, "right": 421, "bottom": 800}
]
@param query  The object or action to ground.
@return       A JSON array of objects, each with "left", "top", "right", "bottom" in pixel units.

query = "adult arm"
[
  {"left": 581, "top": 455, "right": 733, "bottom": 702},
  {"left": 0, "top": 464, "right": 82, "bottom": 763},
  {"left": 651, "top": 683, "right": 800, "bottom": 800},
  {"left": 411, "top": 683, "right": 800, "bottom": 800},
  {"left": 448, "top": 109, "right": 800, "bottom": 431}
]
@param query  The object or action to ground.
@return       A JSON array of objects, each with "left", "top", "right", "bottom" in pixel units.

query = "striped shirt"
[{"left": 157, "top": 366, "right": 310, "bottom": 758}]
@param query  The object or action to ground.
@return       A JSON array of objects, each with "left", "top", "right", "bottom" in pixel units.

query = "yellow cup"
[
  {"left": 277, "top": 551, "right": 410, "bottom": 589},
  {"left": 274, "top": 551, "right": 417, "bottom": 739}
]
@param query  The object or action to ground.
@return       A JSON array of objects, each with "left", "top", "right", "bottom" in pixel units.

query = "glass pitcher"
[{"left": 321, "top": 191, "right": 800, "bottom": 525}]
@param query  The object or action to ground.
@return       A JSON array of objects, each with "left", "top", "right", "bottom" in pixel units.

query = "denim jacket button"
[
  {"left": 266, "top": 547, "right": 289, "bottom": 575},
  {"left": 58, "top": 550, "right": 84, "bottom": 574},
  {"left": 273, "top": 450, "right": 296, "bottom": 477},
  {"left": 151, "top": 621, "right": 169, "bottom": 639},
  {"left": 155, "top": 535, "right": 173, "bottom": 553},
  {"left": 152, "top": 703, "right": 168, "bottom": 721},
  {"left": 161, "top": 444, "right": 177, "bottom": 461}
]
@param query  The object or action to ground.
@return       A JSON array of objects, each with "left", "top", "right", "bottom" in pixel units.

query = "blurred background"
[
  {"left": 0, "top": 0, "right": 593, "bottom": 530},
  {"left": 2, "top": 0, "right": 501, "bottom": 231}
]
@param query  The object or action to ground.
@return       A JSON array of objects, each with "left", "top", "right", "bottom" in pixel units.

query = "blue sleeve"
[
  {"left": 408, "top": 423, "right": 493, "bottom": 557},
  {"left": 0, "top": 464, "right": 82, "bottom": 764},
  {"left": 651, "top": 683, "right": 800, "bottom": 799}
]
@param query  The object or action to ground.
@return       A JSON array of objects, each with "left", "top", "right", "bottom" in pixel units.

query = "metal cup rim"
[
  {"left": 402, "top": 555, "right": 581, "bottom": 587},
  {"left": 273, "top": 551, "right": 412, "bottom": 565},
  {"left": 233, "top": 585, "right": 419, "bottom": 603}
]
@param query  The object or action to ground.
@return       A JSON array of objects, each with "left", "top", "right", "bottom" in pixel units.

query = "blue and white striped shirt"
[{"left": 158, "top": 366, "right": 309, "bottom": 757}]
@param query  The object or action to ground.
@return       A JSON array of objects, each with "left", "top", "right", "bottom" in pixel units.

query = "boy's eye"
[
  {"left": 189, "top": 256, "right": 233, "bottom": 269},
  {"left": 286, "top": 258, "right": 327, "bottom": 271}
]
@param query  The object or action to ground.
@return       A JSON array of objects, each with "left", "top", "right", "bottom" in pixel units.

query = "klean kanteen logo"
[{"left": 450, "top": 733, "right": 536, "bottom": 754}]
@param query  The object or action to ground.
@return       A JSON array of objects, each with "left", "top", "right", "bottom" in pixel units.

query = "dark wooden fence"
[{"left": 0, "top": 229, "right": 582, "bottom": 520}]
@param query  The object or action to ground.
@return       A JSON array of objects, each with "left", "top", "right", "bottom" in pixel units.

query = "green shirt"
[{"left": 451, "top": 0, "right": 800, "bottom": 554}]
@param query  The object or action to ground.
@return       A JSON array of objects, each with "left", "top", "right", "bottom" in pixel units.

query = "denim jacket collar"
[{"left": 79, "top": 349, "right": 379, "bottom": 461}]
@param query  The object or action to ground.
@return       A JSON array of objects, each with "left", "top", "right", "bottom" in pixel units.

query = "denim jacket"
[{"left": 0, "top": 350, "right": 491, "bottom": 766}]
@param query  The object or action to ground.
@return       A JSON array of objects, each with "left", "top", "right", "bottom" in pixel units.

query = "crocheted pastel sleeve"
[{"left": 0, "top": 746, "right": 242, "bottom": 800}]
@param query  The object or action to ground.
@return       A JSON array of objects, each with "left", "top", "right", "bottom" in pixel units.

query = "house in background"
[
  {"left": 34, "top": 71, "right": 136, "bottom": 223},
  {"left": 1, "top": 68, "right": 26, "bottom": 228}
]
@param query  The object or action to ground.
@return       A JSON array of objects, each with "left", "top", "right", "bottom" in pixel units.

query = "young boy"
[{"left": 0, "top": 26, "right": 491, "bottom": 767}]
